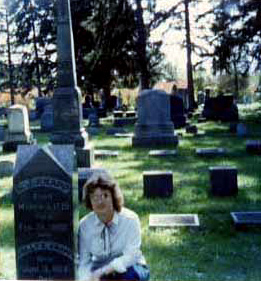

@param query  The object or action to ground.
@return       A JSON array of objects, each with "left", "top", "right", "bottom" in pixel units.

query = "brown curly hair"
[{"left": 83, "top": 172, "right": 124, "bottom": 212}]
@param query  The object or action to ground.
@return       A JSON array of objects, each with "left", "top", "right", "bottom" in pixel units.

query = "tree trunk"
[
  {"left": 135, "top": 0, "right": 150, "bottom": 91},
  {"left": 184, "top": 0, "right": 196, "bottom": 111},
  {"left": 6, "top": 10, "right": 15, "bottom": 105}
]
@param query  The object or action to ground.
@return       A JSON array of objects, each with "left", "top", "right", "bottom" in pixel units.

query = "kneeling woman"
[{"left": 78, "top": 173, "right": 150, "bottom": 281}]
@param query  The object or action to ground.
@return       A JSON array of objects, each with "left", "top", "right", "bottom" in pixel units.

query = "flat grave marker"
[
  {"left": 231, "top": 212, "right": 261, "bottom": 227},
  {"left": 94, "top": 150, "right": 119, "bottom": 159},
  {"left": 196, "top": 148, "right": 227, "bottom": 157},
  {"left": 149, "top": 150, "right": 177, "bottom": 157},
  {"left": 149, "top": 214, "right": 200, "bottom": 228}
]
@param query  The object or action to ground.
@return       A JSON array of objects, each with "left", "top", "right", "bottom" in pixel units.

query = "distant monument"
[
  {"left": 50, "top": 0, "right": 93, "bottom": 167},
  {"left": 3, "top": 105, "right": 35, "bottom": 152},
  {"left": 132, "top": 89, "right": 178, "bottom": 147}
]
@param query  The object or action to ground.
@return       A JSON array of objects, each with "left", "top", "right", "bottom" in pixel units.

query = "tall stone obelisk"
[{"left": 51, "top": 0, "right": 93, "bottom": 167}]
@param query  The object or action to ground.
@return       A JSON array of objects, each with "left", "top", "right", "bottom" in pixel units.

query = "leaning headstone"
[
  {"left": 3, "top": 105, "right": 35, "bottom": 152},
  {"left": 78, "top": 168, "right": 108, "bottom": 202},
  {"left": 246, "top": 140, "right": 261, "bottom": 154},
  {"left": 13, "top": 145, "right": 77, "bottom": 280},
  {"left": 149, "top": 150, "right": 177, "bottom": 157},
  {"left": 231, "top": 212, "right": 261, "bottom": 228},
  {"left": 149, "top": 214, "right": 199, "bottom": 228},
  {"left": 209, "top": 166, "right": 238, "bottom": 196},
  {"left": 132, "top": 90, "right": 178, "bottom": 147},
  {"left": 143, "top": 171, "right": 173, "bottom": 198}
]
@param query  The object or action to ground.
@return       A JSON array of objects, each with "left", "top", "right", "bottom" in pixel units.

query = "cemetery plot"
[
  {"left": 149, "top": 150, "right": 177, "bottom": 157},
  {"left": 149, "top": 214, "right": 200, "bottom": 228},
  {"left": 231, "top": 212, "right": 261, "bottom": 227}
]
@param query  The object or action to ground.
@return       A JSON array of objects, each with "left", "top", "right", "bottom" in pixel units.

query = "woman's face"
[{"left": 90, "top": 187, "right": 114, "bottom": 220}]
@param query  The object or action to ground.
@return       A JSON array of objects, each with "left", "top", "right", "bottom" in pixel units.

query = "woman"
[{"left": 78, "top": 173, "right": 150, "bottom": 281}]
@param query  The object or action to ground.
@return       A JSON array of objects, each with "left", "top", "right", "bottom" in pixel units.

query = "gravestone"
[
  {"left": 209, "top": 166, "right": 238, "bottom": 196},
  {"left": 126, "top": 111, "right": 136, "bottom": 118},
  {"left": 185, "top": 125, "right": 198, "bottom": 134},
  {"left": 113, "top": 111, "right": 124, "bottom": 118},
  {"left": 143, "top": 171, "right": 173, "bottom": 198},
  {"left": 106, "top": 127, "right": 126, "bottom": 136},
  {"left": 35, "top": 97, "right": 52, "bottom": 118},
  {"left": 149, "top": 150, "right": 177, "bottom": 157},
  {"left": 170, "top": 94, "right": 186, "bottom": 128},
  {"left": 41, "top": 104, "right": 54, "bottom": 132},
  {"left": 202, "top": 95, "right": 238, "bottom": 122},
  {"left": 114, "top": 117, "right": 137, "bottom": 126},
  {"left": 88, "top": 109, "right": 99, "bottom": 128},
  {"left": 0, "top": 125, "right": 5, "bottom": 141},
  {"left": 13, "top": 145, "right": 77, "bottom": 280},
  {"left": 246, "top": 140, "right": 261, "bottom": 154},
  {"left": 3, "top": 105, "right": 35, "bottom": 152},
  {"left": 149, "top": 214, "right": 199, "bottom": 228},
  {"left": 236, "top": 123, "right": 248, "bottom": 137},
  {"left": 0, "top": 160, "right": 14, "bottom": 177},
  {"left": 94, "top": 150, "right": 119, "bottom": 159},
  {"left": 132, "top": 89, "right": 178, "bottom": 147},
  {"left": 78, "top": 168, "right": 108, "bottom": 202},
  {"left": 196, "top": 148, "right": 227, "bottom": 157},
  {"left": 50, "top": 0, "right": 92, "bottom": 168},
  {"left": 231, "top": 212, "right": 261, "bottom": 228}
]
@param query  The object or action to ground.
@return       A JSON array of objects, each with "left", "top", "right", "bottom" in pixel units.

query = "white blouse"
[{"left": 78, "top": 207, "right": 146, "bottom": 280}]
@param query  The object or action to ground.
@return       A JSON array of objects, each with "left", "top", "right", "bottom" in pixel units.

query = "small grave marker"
[
  {"left": 209, "top": 166, "right": 238, "bottom": 196},
  {"left": 149, "top": 214, "right": 199, "bottom": 228},
  {"left": 196, "top": 148, "right": 227, "bottom": 157},
  {"left": 246, "top": 140, "right": 261, "bottom": 154},
  {"left": 94, "top": 150, "right": 119, "bottom": 159},
  {"left": 231, "top": 212, "right": 261, "bottom": 227},
  {"left": 149, "top": 150, "right": 177, "bottom": 157},
  {"left": 143, "top": 171, "right": 173, "bottom": 198}
]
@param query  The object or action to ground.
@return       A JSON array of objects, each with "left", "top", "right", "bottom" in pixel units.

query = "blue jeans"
[{"left": 100, "top": 264, "right": 150, "bottom": 281}]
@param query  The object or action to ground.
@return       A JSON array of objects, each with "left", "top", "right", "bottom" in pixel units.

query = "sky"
[
  {"left": 0, "top": 0, "right": 213, "bottom": 75},
  {"left": 151, "top": 0, "right": 213, "bottom": 77}
]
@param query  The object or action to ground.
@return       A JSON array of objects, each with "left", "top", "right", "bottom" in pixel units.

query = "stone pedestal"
[
  {"left": 3, "top": 105, "right": 35, "bottom": 152},
  {"left": 132, "top": 89, "right": 178, "bottom": 147}
]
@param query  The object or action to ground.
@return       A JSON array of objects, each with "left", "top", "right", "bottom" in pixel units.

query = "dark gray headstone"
[
  {"left": 126, "top": 111, "right": 136, "bottom": 118},
  {"left": 13, "top": 145, "right": 77, "bottom": 280},
  {"left": 78, "top": 168, "right": 108, "bottom": 202},
  {"left": 209, "top": 166, "right": 238, "bottom": 196},
  {"left": 0, "top": 125, "right": 5, "bottom": 141},
  {"left": 185, "top": 125, "right": 198, "bottom": 134},
  {"left": 143, "top": 171, "right": 173, "bottom": 198},
  {"left": 114, "top": 117, "right": 137, "bottom": 127},
  {"left": 246, "top": 140, "right": 261, "bottom": 154},
  {"left": 41, "top": 104, "right": 54, "bottom": 132},
  {"left": 132, "top": 89, "right": 178, "bottom": 147},
  {"left": 149, "top": 214, "right": 199, "bottom": 228},
  {"left": 113, "top": 111, "right": 124, "bottom": 118}
]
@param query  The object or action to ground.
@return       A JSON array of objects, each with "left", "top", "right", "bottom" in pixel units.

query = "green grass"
[{"left": 1, "top": 104, "right": 261, "bottom": 280}]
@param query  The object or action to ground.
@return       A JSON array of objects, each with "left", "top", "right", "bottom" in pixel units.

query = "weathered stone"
[
  {"left": 132, "top": 89, "right": 178, "bottom": 147},
  {"left": 0, "top": 160, "right": 14, "bottom": 177},
  {"left": 3, "top": 105, "right": 36, "bottom": 152},
  {"left": 149, "top": 214, "right": 199, "bottom": 228},
  {"left": 149, "top": 150, "right": 177, "bottom": 157},
  {"left": 143, "top": 171, "right": 173, "bottom": 198},
  {"left": 196, "top": 148, "right": 227, "bottom": 157},
  {"left": 13, "top": 145, "right": 77, "bottom": 280},
  {"left": 209, "top": 166, "right": 238, "bottom": 196}
]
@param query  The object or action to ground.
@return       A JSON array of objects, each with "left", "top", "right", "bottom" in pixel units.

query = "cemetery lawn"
[{"left": 1, "top": 104, "right": 261, "bottom": 280}]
